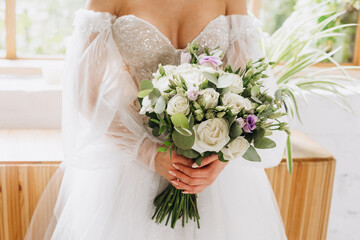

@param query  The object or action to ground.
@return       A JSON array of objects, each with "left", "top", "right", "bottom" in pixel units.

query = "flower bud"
[
  {"left": 216, "top": 111, "right": 226, "bottom": 118},
  {"left": 205, "top": 109, "right": 216, "bottom": 119},
  {"left": 194, "top": 109, "right": 204, "bottom": 121}
]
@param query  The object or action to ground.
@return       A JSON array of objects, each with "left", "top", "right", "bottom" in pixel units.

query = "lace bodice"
[{"left": 111, "top": 15, "right": 229, "bottom": 84}]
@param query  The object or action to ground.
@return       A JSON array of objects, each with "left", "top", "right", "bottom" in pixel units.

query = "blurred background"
[{"left": 0, "top": 0, "right": 359, "bottom": 239}]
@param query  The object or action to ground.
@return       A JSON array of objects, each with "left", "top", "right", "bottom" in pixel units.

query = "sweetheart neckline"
[{"left": 114, "top": 14, "right": 225, "bottom": 51}]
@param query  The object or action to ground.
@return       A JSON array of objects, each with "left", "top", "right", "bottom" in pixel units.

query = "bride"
[{"left": 25, "top": 0, "right": 288, "bottom": 239}]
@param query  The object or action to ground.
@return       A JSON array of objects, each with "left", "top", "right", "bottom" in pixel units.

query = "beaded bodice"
[{"left": 111, "top": 15, "right": 229, "bottom": 83}]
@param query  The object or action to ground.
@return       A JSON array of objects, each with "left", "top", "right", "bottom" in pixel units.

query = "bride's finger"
[
  {"left": 170, "top": 179, "right": 203, "bottom": 193},
  {"left": 169, "top": 170, "right": 209, "bottom": 186},
  {"left": 172, "top": 155, "right": 194, "bottom": 167},
  {"left": 191, "top": 154, "right": 218, "bottom": 168}
]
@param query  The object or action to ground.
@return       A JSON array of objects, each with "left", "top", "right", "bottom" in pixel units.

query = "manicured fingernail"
[
  {"left": 183, "top": 191, "right": 192, "bottom": 194},
  {"left": 172, "top": 164, "right": 179, "bottom": 170},
  {"left": 171, "top": 180, "right": 179, "bottom": 185},
  {"left": 168, "top": 170, "right": 176, "bottom": 177},
  {"left": 192, "top": 163, "right": 199, "bottom": 168}
]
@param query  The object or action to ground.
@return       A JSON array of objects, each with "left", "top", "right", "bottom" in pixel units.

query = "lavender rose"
[
  {"left": 243, "top": 115, "right": 258, "bottom": 133},
  {"left": 199, "top": 56, "right": 222, "bottom": 68},
  {"left": 186, "top": 86, "right": 200, "bottom": 101}
]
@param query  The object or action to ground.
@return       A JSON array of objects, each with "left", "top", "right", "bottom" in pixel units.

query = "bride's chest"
[{"left": 111, "top": 15, "right": 229, "bottom": 81}]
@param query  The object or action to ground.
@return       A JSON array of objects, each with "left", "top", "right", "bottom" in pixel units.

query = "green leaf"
[
  {"left": 275, "top": 89, "right": 283, "bottom": 101},
  {"left": 163, "top": 141, "right": 172, "bottom": 147},
  {"left": 251, "top": 86, "right": 260, "bottom": 97},
  {"left": 158, "top": 125, "right": 166, "bottom": 135},
  {"left": 218, "top": 151, "right": 228, "bottom": 162},
  {"left": 158, "top": 64, "right": 165, "bottom": 76},
  {"left": 154, "top": 95, "right": 166, "bottom": 114},
  {"left": 174, "top": 126, "right": 192, "bottom": 136},
  {"left": 242, "top": 145, "right": 261, "bottom": 162},
  {"left": 150, "top": 118, "right": 160, "bottom": 124},
  {"left": 148, "top": 88, "right": 162, "bottom": 107},
  {"left": 203, "top": 72, "right": 218, "bottom": 85},
  {"left": 137, "top": 89, "right": 152, "bottom": 98},
  {"left": 176, "top": 148, "right": 200, "bottom": 159},
  {"left": 171, "top": 113, "right": 189, "bottom": 129},
  {"left": 152, "top": 127, "right": 160, "bottom": 137},
  {"left": 254, "top": 137, "right": 276, "bottom": 149},
  {"left": 140, "top": 80, "right": 154, "bottom": 91},
  {"left": 157, "top": 146, "right": 168, "bottom": 152},
  {"left": 286, "top": 134, "right": 293, "bottom": 174},
  {"left": 194, "top": 156, "right": 204, "bottom": 166},
  {"left": 188, "top": 113, "right": 195, "bottom": 128},
  {"left": 172, "top": 129, "right": 195, "bottom": 150},
  {"left": 225, "top": 115, "right": 237, "bottom": 130},
  {"left": 229, "top": 122, "right": 243, "bottom": 138}
]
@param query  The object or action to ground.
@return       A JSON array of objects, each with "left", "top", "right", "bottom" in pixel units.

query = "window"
[
  {"left": 1, "top": 0, "right": 83, "bottom": 59},
  {"left": 250, "top": 0, "right": 360, "bottom": 66},
  {"left": 0, "top": 0, "right": 5, "bottom": 57}
]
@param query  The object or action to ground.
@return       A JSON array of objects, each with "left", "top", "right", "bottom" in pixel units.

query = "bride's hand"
[
  {"left": 170, "top": 154, "right": 228, "bottom": 194},
  {"left": 154, "top": 148, "right": 194, "bottom": 182}
]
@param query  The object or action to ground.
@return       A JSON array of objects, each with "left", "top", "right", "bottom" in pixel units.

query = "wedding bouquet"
[{"left": 137, "top": 43, "right": 289, "bottom": 228}]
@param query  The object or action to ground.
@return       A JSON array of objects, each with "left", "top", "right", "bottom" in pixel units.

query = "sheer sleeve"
[
  {"left": 223, "top": 15, "right": 287, "bottom": 169},
  {"left": 61, "top": 9, "right": 163, "bottom": 171}
]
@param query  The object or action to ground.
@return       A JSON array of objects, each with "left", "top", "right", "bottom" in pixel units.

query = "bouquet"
[{"left": 137, "top": 43, "right": 290, "bottom": 228}]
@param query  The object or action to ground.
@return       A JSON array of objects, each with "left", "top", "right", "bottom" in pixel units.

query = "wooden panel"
[
  {"left": 0, "top": 131, "right": 336, "bottom": 240},
  {"left": 0, "top": 164, "right": 58, "bottom": 240}
]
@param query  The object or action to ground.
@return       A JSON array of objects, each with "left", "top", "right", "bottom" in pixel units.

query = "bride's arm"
[{"left": 61, "top": 4, "right": 191, "bottom": 172}]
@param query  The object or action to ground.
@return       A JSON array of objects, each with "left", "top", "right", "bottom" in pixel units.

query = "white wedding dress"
[{"left": 25, "top": 9, "right": 288, "bottom": 240}]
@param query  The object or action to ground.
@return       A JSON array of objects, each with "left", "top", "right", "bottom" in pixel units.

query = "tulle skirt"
[{"left": 25, "top": 156, "right": 287, "bottom": 240}]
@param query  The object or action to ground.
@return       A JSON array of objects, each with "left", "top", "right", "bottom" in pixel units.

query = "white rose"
[
  {"left": 166, "top": 94, "right": 190, "bottom": 115},
  {"left": 228, "top": 74, "right": 244, "bottom": 94},
  {"left": 180, "top": 70, "right": 205, "bottom": 88},
  {"left": 153, "top": 75, "right": 172, "bottom": 93},
  {"left": 199, "top": 88, "right": 220, "bottom": 109},
  {"left": 139, "top": 96, "right": 154, "bottom": 114},
  {"left": 221, "top": 92, "right": 246, "bottom": 114},
  {"left": 152, "top": 65, "right": 176, "bottom": 79},
  {"left": 192, "top": 118, "right": 230, "bottom": 153},
  {"left": 199, "top": 65, "right": 218, "bottom": 74},
  {"left": 244, "top": 98, "right": 253, "bottom": 111},
  {"left": 221, "top": 136, "right": 250, "bottom": 161}
]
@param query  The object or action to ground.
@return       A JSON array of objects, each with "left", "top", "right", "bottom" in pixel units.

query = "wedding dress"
[{"left": 25, "top": 9, "right": 288, "bottom": 240}]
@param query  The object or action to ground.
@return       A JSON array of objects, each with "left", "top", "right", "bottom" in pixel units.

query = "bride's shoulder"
[
  {"left": 85, "top": 0, "right": 122, "bottom": 16},
  {"left": 73, "top": 0, "right": 125, "bottom": 33},
  {"left": 225, "top": 0, "right": 247, "bottom": 16}
]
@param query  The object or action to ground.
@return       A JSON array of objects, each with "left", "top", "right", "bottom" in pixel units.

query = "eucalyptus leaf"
[
  {"left": 174, "top": 126, "right": 192, "bottom": 136},
  {"left": 137, "top": 89, "right": 152, "bottom": 98},
  {"left": 154, "top": 95, "right": 166, "bottom": 114},
  {"left": 229, "top": 122, "right": 243, "bottom": 138},
  {"left": 254, "top": 137, "right": 276, "bottom": 149},
  {"left": 148, "top": 88, "right": 162, "bottom": 105},
  {"left": 140, "top": 80, "right": 154, "bottom": 91},
  {"left": 176, "top": 148, "right": 200, "bottom": 159},
  {"left": 242, "top": 145, "right": 261, "bottom": 162},
  {"left": 171, "top": 113, "right": 189, "bottom": 129},
  {"left": 172, "top": 129, "right": 195, "bottom": 150}
]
